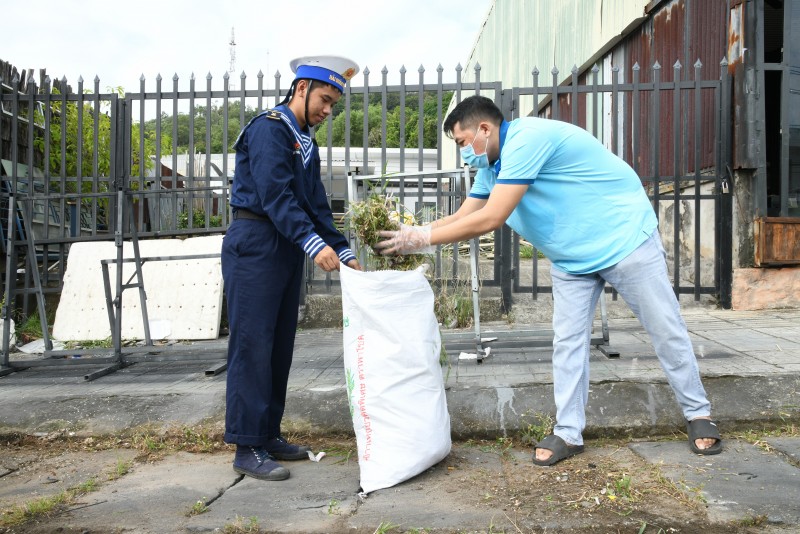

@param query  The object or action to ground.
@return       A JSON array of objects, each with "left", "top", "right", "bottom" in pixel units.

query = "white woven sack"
[{"left": 340, "top": 264, "right": 451, "bottom": 494}]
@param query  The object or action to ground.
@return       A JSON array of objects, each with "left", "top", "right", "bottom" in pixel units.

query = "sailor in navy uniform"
[{"left": 222, "top": 55, "right": 361, "bottom": 481}]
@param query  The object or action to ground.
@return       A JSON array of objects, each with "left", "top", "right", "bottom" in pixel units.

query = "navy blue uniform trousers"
[{"left": 221, "top": 217, "right": 305, "bottom": 446}]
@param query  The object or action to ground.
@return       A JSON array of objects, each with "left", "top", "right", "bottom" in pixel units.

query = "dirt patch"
[{"left": 0, "top": 433, "right": 781, "bottom": 533}]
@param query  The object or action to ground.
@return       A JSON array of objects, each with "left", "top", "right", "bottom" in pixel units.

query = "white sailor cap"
[{"left": 289, "top": 55, "right": 359, "bottom": 93}]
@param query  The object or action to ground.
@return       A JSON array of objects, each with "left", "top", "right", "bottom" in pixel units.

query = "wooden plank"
[{"left": 754, "top": 217, "right": 800, "bottom": 266}]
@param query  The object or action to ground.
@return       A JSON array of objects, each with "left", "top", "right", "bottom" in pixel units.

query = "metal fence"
[{"left": 0, "top": 59, "right": 731, "bottom": 361}]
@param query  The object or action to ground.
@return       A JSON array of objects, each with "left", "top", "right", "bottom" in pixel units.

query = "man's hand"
[
  {"left": 313, "top": 246, "right": 340, "bottom": 272},
  {"left": 346, "top": 258, "right": 362, "bottom": 271},
  {"left": 374, "top": 224, "right": 434, "bottom": 255}
]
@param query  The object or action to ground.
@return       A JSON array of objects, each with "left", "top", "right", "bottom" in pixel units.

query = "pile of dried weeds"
[{"left": 346, "top": 193, "right": 431, "bottom": 271}]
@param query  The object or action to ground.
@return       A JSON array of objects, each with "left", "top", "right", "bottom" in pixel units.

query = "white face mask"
[{"left": 460, "top": 129, "right": 490, "bottom": 169}]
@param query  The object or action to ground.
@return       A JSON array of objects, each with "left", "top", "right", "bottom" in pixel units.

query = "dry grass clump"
[{"left": 346, "top": 193, "right": 431, "bottom": 271}]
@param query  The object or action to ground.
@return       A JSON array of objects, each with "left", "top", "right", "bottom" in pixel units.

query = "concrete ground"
[{"left": 0, "top": 304, "right": 799, "bottom": 533}]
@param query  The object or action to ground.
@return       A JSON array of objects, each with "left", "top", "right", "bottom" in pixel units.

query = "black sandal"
[
  {"left": 686, "top": 418, "right": 723, "bottom": 455},
  {"left": 532, "top": 435, "right": 584, "bottom": 466}
]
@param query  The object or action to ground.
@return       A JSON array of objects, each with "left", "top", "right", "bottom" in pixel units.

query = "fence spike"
[
  {"left": 257, "top": 70, "right": 264, "bottom": 79},
  {"left": 591, "top": 64, "right": 600, "bottom": 73},
  {"left": 363, "top": 66, "right": 370, "bottom": 76},
  {"left": 156, "top": 73, "right": 163, "bottom": 82},
  {"left": 720, "top": 57, "right": 729, "bottom": 67},
  {"left": 694, "top": 58, "right": 703, "bottom": 68},
  {"left": 140, "top": 74, "right": 146, "bottom": 82},
  {"left": 418, "top": 64, "right": 425, "bottom": 73},
  {"left": 673, "top": 59, "right": 682, "bottom": 69},
  {"left": 382, "top": 66, "right": 388, "bottom": 75},
  {"left": 223, "top": 71, "right": 230, "bottom": 80},
  {"left": 191, "top": 72, "right": 196, "bottom": 81},
  {"left": 653, "top": 60, "right": 661, "bottom": 70},
  {"left": 572, "top": 64, "right": 578, "bottom": 74},
  {"left": 437, "top": 64, "right": 444, "bottom": 73},
  {"left": 173, "top": 73, "right": 179, "bottom": 81},
  {"left": 633, "top": 62, "right": 640, "bottom": 71},
  {"left": 400, "top": 65, "right": 407, "bottom": 74},
  {"left": 456, "top": 63, "right": 462, "bottom": 72},
  {"left": 532, "top": 67, "right": 539, "bottom": 75},
  {"left": 206, "top": 72, "right": 212, "bottom": 80},
  {"left": 76, "top": 75, "right": 82, "bottom": 84},
  {"left": 551, "top": 66, "right": 559, "bottom": 75}
]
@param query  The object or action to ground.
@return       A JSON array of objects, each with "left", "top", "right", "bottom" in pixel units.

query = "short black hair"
[{"left": 443, "top": 95, "right": 504, "bottom": 138}]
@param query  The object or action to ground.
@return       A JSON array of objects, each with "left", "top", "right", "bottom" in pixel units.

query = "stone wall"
[{"left": 732, "top": 266, "right": 800, "bottom": 310}]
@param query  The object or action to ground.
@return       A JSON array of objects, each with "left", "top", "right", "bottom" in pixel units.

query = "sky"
[{"left": 2, "top": 0, "right": 492, "bottom": 92}]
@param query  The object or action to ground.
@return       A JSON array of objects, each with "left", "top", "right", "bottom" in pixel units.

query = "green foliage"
[
  {"left": 316, "top": 91, "right": 450, "bottom": 149},
  {"left": 177, "top": 209, "right": 223, "bottom": 229},
  {"left": 518, "top": 411, "right": 555, "bottom": 445},
  {"left": 145, "top": 100, "right": 256, "bottom": 154}
]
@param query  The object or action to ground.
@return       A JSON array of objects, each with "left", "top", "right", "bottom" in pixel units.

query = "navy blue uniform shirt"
[{"left": 230, "top": 105, "right": 355, "bottom": 264}]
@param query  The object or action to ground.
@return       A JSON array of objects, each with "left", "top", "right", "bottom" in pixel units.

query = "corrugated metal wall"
[
  {"left": 456, "top": 0, "right": 729, "bottom": 177},
  {"left": 619, "top": 0, "right": 729, "bottom": 178},
  {"left": 463, "top": 0, "right": 649, "bottom": 92}
]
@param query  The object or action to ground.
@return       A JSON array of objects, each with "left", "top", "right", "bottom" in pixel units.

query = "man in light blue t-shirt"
[{"left": 376, "top": 95, "right": 722, "bottom": 466}]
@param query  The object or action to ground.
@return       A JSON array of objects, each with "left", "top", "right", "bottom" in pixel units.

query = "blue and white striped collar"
[{"left": 275, "top": 105, "right": 314, "bottom": 168}]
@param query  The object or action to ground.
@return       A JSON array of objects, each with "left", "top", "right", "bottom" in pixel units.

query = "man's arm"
[
  {"left": 430, "top": 196, "right": 486, "bottom": 229},
  {"left": 430, "top": 184, "right": 527, "bottom": 245},
  {"left": 375, "top": 184, "right": 527, "bottom": 255}
]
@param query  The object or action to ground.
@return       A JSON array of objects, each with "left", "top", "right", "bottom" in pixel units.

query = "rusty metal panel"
[
  {"left": 620, "top": 0, "right": 728, "bottom": 178},
  {"left": 754, "top": 217, "right": 800, "bottom": 265}
]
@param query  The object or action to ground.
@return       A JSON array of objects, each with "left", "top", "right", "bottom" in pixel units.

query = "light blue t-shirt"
[{"left": 469, "top": 118, "right": 658, "bottom": 274}]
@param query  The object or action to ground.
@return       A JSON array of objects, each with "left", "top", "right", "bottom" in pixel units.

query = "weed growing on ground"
[
  {"left": 518, "top": 411, "right": 555, "bottom": 445},
  {"left": 327, "top": 498, "right": 340, "bottom": 515},
  {"left": 64, "top": 337, "right": 113, "bottom": 349},
  {"left": 187, "top": 498, "right": 209, "bottom": 516},
  {"left": 0, "top": 477, "right": 98, "bottom": 527},
  {"left": 108, "top": 458, "right": 132, "bottom": 480},
  {"left": 222, "top": 515, "right": 260, "bottom": 533},
  {"left": 373, "top": 520, "right": 401, "bottom": 534}
]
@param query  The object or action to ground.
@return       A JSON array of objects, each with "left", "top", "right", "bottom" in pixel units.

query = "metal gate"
[{"left": 0, "top": 59, "right": 732, "bottom": 368}]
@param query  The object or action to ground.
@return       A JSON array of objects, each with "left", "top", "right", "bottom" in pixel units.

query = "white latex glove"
[{"left": 374, "top": 224, "right": 435, "bottom": 255}]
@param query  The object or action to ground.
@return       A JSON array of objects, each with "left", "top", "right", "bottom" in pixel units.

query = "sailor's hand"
[{"left": 314, "top": 246, "right": 340, "bottom": 272}]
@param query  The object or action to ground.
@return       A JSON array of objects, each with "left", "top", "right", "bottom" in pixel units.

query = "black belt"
[{"left": 233, "top": 209, "right": 270, "bottom": 221}]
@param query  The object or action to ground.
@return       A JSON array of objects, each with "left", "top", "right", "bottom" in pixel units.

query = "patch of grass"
[
  {"left": 323, "top": 443, "right": 356, "bottom": 465},
  {"left": 0, "top": 477, "right": 99, "bottom": 527},
  {"left": 518, "top": 411, "right": 555, "bottom": 445},
  {"left": 222, "top": 515, "right": 261, "bottom": 533},
  {"left": 373, "top": 520, "right": 401, "bottom": 534},
  {"left": 736, "top": 514, "right": 768, "bottom": 528},
  {"left": 605, "top": 474, "right": 634, "bottom": 501},
  {"left": 434, "top": 280, "right": 473, "bottom": 329},
  {"left": 108, "top": 458, "right": 133, "bottom": 480},
  {"left": 64, "top": 337, "right": 113, "bottom": 349},
  {"left": 15, "top": 309, "right": 55, "bottom": 344},
  {"left": 519, "top": 243, "right": 545, "bottom": 260}
]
